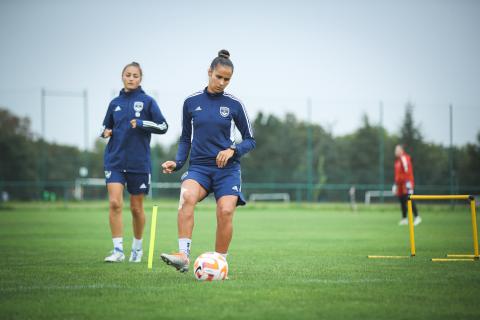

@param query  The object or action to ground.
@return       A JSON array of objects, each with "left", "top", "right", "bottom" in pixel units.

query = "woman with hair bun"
[
  {"left": 161, "top": 50, "right": 255, "bottom": 273},
  {"left": 101, "top": 62, "right": 168, "bottom": 263}
]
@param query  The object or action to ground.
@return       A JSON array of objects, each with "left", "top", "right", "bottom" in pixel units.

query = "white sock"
[
  {"left": 113, "top": 237, "right": 123, "bottom": 253},
  {"left": 179, "top": 238, "right": 191, "bottom": 257},
  {"left": 217, "top": 252, "right": 228, "bottom": 260},
  {"left": 132, "top": 238, "right": 142, "bottom": 251}
]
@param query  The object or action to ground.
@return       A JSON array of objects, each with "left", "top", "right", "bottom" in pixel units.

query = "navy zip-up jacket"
[
  {"left": 175, "top": 88, "right": 255, "bottom": 170},
  {"left": 102, "top": 86, "right": 168, "bottom": 173}
]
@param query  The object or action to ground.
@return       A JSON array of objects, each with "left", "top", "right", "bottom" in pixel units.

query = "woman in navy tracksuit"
[
  {"left": 101, "top": 62, "right": 168, "bottom": 263},
  {"left": 160, "top": 50, "right": 255, "bottom": 273}
]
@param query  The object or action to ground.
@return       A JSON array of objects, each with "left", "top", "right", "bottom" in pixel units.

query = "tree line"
[{"left": 0, "top": 104, "right": 478, "bottom": 200}]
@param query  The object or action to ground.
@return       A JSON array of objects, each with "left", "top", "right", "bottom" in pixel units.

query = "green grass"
[{"left": 1, "top": 200, "right": 479, "bottom": 319}]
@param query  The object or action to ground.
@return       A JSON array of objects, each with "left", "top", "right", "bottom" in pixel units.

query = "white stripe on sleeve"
[
  {"left": 143, "top": 120, "right": 167, "bottom": 131},
  {"left": 224, "top": 93, "right": 254, "bottom": 137}
]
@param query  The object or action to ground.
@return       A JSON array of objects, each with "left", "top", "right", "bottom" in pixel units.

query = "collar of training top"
[
  {"left": 119, "top": 86, "right": 145, "bottom": 96},
  {"left": 204, "top": 87, "right": 224, "bottom": 97}
]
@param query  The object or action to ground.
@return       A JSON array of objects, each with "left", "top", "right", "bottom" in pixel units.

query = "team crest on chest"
[
  {"left": 219, "top": 106, "right": 230, "bottom": 117},
  {"left": 133, "top": 101, "right": 144, "bottom": 117}
]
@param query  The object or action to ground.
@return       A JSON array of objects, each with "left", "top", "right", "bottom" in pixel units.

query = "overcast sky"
[{"left": 0, "top": 0, "right": 479, "bottom": 149}]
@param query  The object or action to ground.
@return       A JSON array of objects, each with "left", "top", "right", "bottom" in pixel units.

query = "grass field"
[{"left": 1, "top": 200, "right": 479, "bottom": 320}]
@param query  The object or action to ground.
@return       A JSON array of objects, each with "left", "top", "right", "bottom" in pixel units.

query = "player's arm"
[
  {"left": 101, "top": 103, "right": 114, "bottom": 138},
  {"left": 232, "top": 101, "right": 256, "bottom": 157},
  {"left": 174, "top": 101, "right": 192, "bottom": 171},
  {"left": 401, "top": 156, "right": 414, "bottom": 192},
  {"left": 163, "top": 101, "right": 191, "bottom": 174},
  {"left": 131, "top": 99, "right": 168, "bottom": 134}
]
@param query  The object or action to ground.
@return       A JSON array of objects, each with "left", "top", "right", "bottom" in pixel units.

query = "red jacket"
[{"left": 394, "top": 152, "right": 415, "bottom": 196}]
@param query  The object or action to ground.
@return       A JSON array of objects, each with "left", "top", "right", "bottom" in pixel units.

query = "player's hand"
[
  {"left": 405, "top": 181, "right": 413, "bottom": 194},
  {"left": 391, "top": 184, "right": 397, "bottom": 195},
  {"left": 162, "top": 161, "right": 176, "bottom": 174},
  {"left": 103, "top": 128, "right": 112, "bottom": 138},
  {"left": 216, "top": 149, "right": 235, "bottom": 168},
  {"left": 130, "top": 119, "right": 137, "bottom": 128}
]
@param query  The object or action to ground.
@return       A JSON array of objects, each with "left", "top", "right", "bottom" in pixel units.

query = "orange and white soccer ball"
[{"left": 193, "top": 252, "right": 228, "bottom": 281}]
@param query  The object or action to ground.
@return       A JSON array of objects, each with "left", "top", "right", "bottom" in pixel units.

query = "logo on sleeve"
[
  {"left": 195, "top": 106, "right": 202, "bottom": 111},
  {"left": 220, "top": 106, "right": 230, "bottom": 117},
  {"left": 134, "top": 101, "right": 144, "bottom": 117},
  {"left": 114, "top": 106, "right": 121, "bottom": 112}
]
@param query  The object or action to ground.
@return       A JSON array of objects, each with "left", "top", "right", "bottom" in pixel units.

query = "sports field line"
[
  {"left": 0, "top": 284, "right": 123, "bottom": 293},
  {"left": 0, "top": 278, "right": 398, "bottom": 292},
  {"left": 299, "top": 278, "right": 398, "bottom": 284}
]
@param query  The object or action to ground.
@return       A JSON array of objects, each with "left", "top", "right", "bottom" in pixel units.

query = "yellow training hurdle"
[
  {"left": 407, "top": 195, "right": 479, "bottom": 261},
  {"left": 368, "top": 195, "right": 479, "bottom": 262}
]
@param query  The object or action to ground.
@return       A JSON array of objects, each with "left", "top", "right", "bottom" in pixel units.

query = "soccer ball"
[{"left": 193, "top": 252, "right": 228, "bottom": 281}]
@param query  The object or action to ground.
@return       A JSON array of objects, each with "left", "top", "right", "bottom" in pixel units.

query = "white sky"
[{"left": 0, "top": 0, "right": 479, "bottom": 149}]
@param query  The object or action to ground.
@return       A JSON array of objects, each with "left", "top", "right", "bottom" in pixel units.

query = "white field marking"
[
  {"left": 299, "top": 278, "right": 397, "bottom": 284},
  {"left": 178, "top": 187, "right": 188, "bottom": 210},
  {"left": 0, "top": 284, "right": 123, "bottom": 292}
]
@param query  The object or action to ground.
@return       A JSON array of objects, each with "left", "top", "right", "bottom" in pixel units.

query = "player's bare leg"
[
  {"left": 161, "top": 179, "right": 207, "bottom": 272},
  {"left": 130, "top": 194, "right": 145, "bottom": 239},
  {"left": 105, "top": 183, "right": 125, "bottom": 262},
  {"left": 129, "top": 194, "right": 145, "bottom": 262},
  {"left": 215, "top": 195, "right": 237, "bottom": 256},
  {"left": 177, "top": 179, "right": 207, "bottom": 237}
]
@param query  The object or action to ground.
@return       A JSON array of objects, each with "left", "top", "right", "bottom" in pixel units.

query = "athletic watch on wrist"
[{"left": 229, "top": 144, "right": 237, "bottom": 154}]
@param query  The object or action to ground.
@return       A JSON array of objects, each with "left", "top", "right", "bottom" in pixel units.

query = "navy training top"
[
  {"left": 175, "top": 88, "right": 255, "bottom": 170},
  {"left": 102, "top": 86, "right": 168, "bottom": 173}
]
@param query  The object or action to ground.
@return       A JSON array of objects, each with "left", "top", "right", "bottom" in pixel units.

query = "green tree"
[
  {"left": 457, "top": 132, "right": 480, "bottom": 188},
  {"left": 0, "top": 108, "right": 37, "bottom": 183}
]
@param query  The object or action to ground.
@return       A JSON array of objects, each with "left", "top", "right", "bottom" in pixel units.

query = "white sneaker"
[
  {"left": 104, "top": 248, "right": 125, "bottom": 262},
  {"left": 398, "top": 218, "right": 408, "bottom": 226},
  {"left": 160, "top": 252, "right": 190, "bottom": 273},
  {"left": 414, "top": 216, "right": 422, "bottom": 226},
  {"left": 129, "top": 249, "right": 143, "bottom": 263}
]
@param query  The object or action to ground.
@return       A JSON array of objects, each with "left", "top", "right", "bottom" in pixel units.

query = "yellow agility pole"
[
  {"left": 147, "top": 205, "right": 158, "bottom": 269},
  {"left": 470, "top": 197, "right": 479, "bottom": 258},
  {"left": 447, "top": 254, "right": 476, "bottom": 258},
  {"left": 432, "top": 258, "right": 475, "bottom": 262},
  {"left": 409, "top": 195, "right": 471, "bottom": 201},
  {"left": 407, "top": 199, "right": 416, "bottom": 256},
  {"left": 367, "top": 255, "right": 411, "bottom": 259}
]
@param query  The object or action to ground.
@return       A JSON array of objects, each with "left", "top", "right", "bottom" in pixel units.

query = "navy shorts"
[
  {"left": 105, "top": 170, "right": 150, "bottom": 195},
  {"left": 181, "top": 164, "right": 246, "bottom": 206}
]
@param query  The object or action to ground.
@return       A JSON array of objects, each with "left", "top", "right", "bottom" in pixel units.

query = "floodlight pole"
[
  {"left": 41, "top": 88, "right": 46, "bottom": 141},
  {"left": 379, "top": 101, "right": 384, "bottom": 203},
  {"left": 40, "top": 89, "right": 90, "bottom": 198},
  {"left": 306, "top": 98, "right": 313, "bottom": 202},
  {"left": 83, "top": 89, "right": 89, "bottom": 151},
  {"left": 449, "top": 104, "right": 454, "bottom": 196},
  {"left": 40, "top": 88, "right": 46, "bottom": 198}
]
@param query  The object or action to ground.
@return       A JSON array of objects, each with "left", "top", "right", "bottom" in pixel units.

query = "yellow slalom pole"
[
  {"left": 447, "top": 254, "right": 476, "bottom": 258},
  {"left": 407, "top": 199, "right": 416, "bottom": 256},
  {"left": 470, "top": 198, "right": 479, "bottom": 259},
  {"left": 147, "top": 205, "right": 158, "bottom": 269},
  {"left": 409, "top": 195, "right": 470, "bottom": 201},
  {"left": 432, "top": 258, "right": 475, "bottom": 262},
  {"left": 367, "top": 255, "right": 411, "bottom": 259}
]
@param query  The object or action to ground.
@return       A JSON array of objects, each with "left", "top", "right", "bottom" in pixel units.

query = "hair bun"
[{"left": 218, "top": 49, "right": 230, "bottom": 59}]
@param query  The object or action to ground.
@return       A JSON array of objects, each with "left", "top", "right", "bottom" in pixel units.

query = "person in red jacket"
[{"left": 393, "top": 145, "right": 421, "bottom": 226}]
